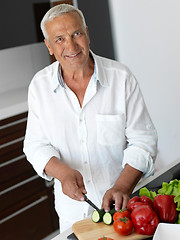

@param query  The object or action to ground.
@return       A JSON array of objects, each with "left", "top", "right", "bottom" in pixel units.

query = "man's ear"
[{"left": 44, "top": 39, "right": 53, "bottom": 56}]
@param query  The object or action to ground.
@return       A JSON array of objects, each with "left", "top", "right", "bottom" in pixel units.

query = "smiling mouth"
[{"left": 65, "top": 52, "right": 81, "bottom": 58}]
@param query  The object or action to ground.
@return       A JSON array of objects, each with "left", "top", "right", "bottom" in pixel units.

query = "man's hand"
[
  {"left": 102, "top": 164, "right": 143, "bottom": 212},
  {"left": 44, "top": 156, "right": 87, "bottom": 201},
  {"left": 102, "top": 187, "right": 129, "bottom": 212},
  {"left": 61, "top": 168, "right": 87, "bottom": 201}
]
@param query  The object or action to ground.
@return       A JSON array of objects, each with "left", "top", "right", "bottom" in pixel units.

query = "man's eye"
[
  {"left": 74, "top": 32, "right": 81, "bottom": 37},
  {"left": 56, "top": 37, "right": 63, "bottom": 43}
]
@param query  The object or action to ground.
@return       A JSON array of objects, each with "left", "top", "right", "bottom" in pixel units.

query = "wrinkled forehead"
[
  {"left": 48, "top": 11, "right": 84, "bottom": 28},
  {"left": 47, "top": 11, "right": 85, "bottom": 32},
  {"left": 45, "top": 11, "right": 87, "bottom": 39}
]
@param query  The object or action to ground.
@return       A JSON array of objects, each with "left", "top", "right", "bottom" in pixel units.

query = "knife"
[{"left": 83, "top": 193, "right": 100, "bottom": 211}]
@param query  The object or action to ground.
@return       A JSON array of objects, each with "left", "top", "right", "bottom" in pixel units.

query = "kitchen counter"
[
  {"left": 0, "top": 87, "right": 28, "bottom": 120},
  {"left": 51, "top": 158, "right": 180, "bottom": 240},
  {"left": 52, "top": 227, "right": 73, "bottom": 240}
]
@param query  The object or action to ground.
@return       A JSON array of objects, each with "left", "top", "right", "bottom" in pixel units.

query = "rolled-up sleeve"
[
  {"left": 24, "top": 139, "right": 60, "bottom": 180},
  {"left": 122, "top": 74, "right": 158, "bottom": 177}
]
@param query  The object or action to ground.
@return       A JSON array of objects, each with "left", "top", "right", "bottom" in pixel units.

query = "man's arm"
[
  {"left": 102, "top": 164, "right": 142, "bottom": 212},
  {"left": 44, "top": 156, "right": 87, "bottom": 201},
  {"left": 101, "top": 74, "right": 157, "bottom": 212}
]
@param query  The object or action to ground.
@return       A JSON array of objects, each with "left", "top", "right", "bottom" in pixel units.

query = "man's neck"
[
  {"left": 62, "top": 55, "right": 94, "bottom": 83},
  {"left": 61, "top": 56, "right": 95, "bottom": 108}
]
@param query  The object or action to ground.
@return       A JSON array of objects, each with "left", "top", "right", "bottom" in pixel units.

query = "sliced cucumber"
[
  {"left": 103, "top": 208, "right": 116, "bottom": 225},
  {"left": 91, "top": 209, "right": 105, "bottom": 223}
]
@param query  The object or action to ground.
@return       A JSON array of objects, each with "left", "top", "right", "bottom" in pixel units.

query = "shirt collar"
[
  {"left": 57, "top": 64, "right": 65, "bottom": 88},
  {"left": 52, "top": 50, "right": 109, "bottom": 92},
  {"left": 51, "top": 61, "right": 61, "bottom": 92},
  {"left": 91, "top": 51, "right": 109, "bottom": 87}
]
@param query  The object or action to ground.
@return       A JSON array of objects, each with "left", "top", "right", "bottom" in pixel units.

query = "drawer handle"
[
  {"left": 0, "top": 175, "right": 39, "bottom": 195},
  {"left": 0, "top": 154, "right": 25, "bottom": 168},
  {"left": 0, "top": 195, "right": 48, "bottom": 224},
  {"left": 0, "top": 117, "right": 27, "bottom": 130},
  {"left": 0, "top": 136, "right": 24, "bottom": 149}
]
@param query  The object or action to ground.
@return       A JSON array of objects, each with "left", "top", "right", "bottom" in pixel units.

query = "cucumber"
[
  {"left": 103, "top": 208, "right": 116, "bottom": 225},
  {"left": 91, "top": 209, "right": 105, "bottom": 223}
]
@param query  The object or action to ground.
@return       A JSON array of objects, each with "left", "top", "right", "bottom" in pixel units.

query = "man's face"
[{"left": 44, "top": 12, "right": 90, "bottom": 72}]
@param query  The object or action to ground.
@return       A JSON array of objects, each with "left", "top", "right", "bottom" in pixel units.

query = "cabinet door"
[
  {"left": 0, "top": 112, "right": 59, "bottom": 239},
  {"left": 1, "top": 191, "right": 54, "bottom": 240},
  {"left": 0, "top": 112, "right": 28, "bottom": 165}
]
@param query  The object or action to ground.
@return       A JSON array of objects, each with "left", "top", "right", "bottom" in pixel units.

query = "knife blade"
[{"left": 83, "top": 193, "right": 100, "bottom": 211}]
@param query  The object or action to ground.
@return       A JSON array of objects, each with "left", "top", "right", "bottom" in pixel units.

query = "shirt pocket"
[{"left": 96, "top": 114, "right": 125, "bottom": 146}]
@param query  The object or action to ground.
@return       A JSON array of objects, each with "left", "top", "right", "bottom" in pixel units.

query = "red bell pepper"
[
  {"left": 153, "top": 195, "right": 178, "bottom": 223},
  {"left": 127, "top": 201, "right": 149, "bottom": 212},
  {"left": 131, "top": 205, "right": 160, "bottom": 235},
  {"left": 127, "top": 195, "right": 153, "bottom": 212},
  {"left": 139, "top": 195, "right": 153, "bottom": 207},
  {"left": 127, "top": 196, "right": 140, "bottom": 207}
]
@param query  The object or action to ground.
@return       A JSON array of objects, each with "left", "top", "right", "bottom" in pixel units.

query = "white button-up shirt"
[{"left": 23, "top": 52, "right": 157, "bottom": 226}]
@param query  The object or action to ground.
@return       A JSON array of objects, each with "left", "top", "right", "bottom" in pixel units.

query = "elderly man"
[{"left": 23, "top": 4, "right": 157, "bottom": 232}]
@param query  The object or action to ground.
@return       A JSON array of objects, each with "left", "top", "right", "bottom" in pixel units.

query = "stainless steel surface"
[{"left": 133, "top": 158, "right": 180, "bottom": 195}]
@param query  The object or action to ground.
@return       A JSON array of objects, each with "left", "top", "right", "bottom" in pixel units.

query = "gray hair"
[{"left": 40, "top": 4, "right": 87, "bottom": 41}]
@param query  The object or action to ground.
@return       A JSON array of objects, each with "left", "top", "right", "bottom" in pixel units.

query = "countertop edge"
[{"left": 0, "top": 101, "right": 28, "bottom": 120}]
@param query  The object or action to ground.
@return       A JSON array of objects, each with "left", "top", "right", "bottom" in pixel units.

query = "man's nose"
[{"left": 65, "top": 37, "right": 77, "bottom": 52}]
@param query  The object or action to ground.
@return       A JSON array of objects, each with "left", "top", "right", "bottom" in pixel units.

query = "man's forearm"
[
  {"left": 44, "top": 156, "right": 71, "bottom": 182},
  {"left": 44, "top": 156, "right": 86, "bottom": 201},
  {"left": 114, "top": 163, "right": 143, "bottom": 195}
]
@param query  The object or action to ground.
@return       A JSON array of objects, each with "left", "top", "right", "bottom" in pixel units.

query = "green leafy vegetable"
[
  {"left": 176, "top": 212, "right": 180, "bottom": 224},
  {"left": 158, "top": 182, "right": 173, "bottom": 195},
  {"left": 174, "top": 195, "right": 180, "bottom": 211},
  {"left": 139, "top": 187, "right": 157, "bottom": 201},
  {"left": 139, "top": 179, "right": 180, "bottom": 215},
  {"left": 158, "top": 179, "right": 180, "bottom": 212}
]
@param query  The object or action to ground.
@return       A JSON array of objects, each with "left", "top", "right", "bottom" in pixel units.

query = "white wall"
[
  {"left": 0, "top": 43, "right": 50, "bottom": 94},
  {"left": 108, "top": 0, "right": 180, "bottom": 169}
]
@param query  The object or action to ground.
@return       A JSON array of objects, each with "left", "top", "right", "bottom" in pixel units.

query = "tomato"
[
  {"left": 98, "top": 237, "right": 114, "bottom": 240},
  {"left": 113, "top": 217, "right": 133, "bottom": 236},
  {"left": 113, "top": 209, "right": 131, "bottom": 221}
]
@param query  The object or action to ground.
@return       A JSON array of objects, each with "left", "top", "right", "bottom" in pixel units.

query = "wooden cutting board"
[{"left": 72, "top": 218, "right": 152, "bottom": 240}]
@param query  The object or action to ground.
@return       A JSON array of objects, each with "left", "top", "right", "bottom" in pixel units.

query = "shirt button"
[
  {"left": 146, "top": 124, "right": 153, "bottom": 130},
  {"left": 84, "top": 161, "right": 88, "bottom": 164},
  {"left": 87, "top": 180, "right": 91, "bottom": 183}
]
